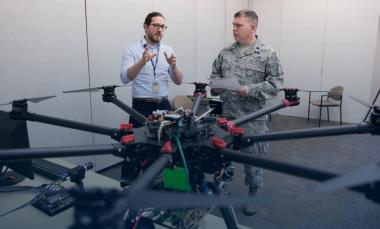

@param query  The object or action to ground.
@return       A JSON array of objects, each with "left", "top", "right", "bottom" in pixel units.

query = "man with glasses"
[
  {"left": 210, "top": 9, "right": 284, "bottom": 216},
  {"left": 120, "top": 12, "right": 183, "bottom": 128}
]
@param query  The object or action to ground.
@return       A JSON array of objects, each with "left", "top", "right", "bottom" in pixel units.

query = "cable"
[
  {"left": 0, "top": 174, "right": 68, "bottom": 218},
  {"left": 158, "top": 120, "right": 171, "bottom": 143},
  {"left": 173, "top": 137, "right": 190, "bottom": 193}
]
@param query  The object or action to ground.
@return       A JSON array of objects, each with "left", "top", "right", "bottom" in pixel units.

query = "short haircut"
[
  {"left": 144, "top": 12, "right": 165, "bottom": 25},
  {"left": 234, "top": 9, "right": 258, "bottom": 25}
]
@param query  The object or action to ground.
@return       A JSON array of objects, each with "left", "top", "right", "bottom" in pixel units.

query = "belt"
[{"left": 133, "top": 96, "right": 168, "bottom": 104}]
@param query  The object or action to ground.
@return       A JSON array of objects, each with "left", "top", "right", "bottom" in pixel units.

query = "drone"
[{"left": 0, "top": 82, "right": 379, "bottom": 229}]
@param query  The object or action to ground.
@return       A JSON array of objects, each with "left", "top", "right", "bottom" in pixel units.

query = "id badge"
[{"left": 152, "top": 82, "right": 160, "bottom": 93}]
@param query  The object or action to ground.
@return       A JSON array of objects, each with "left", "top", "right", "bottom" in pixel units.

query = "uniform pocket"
[
  {"left": 245, "top": 62, "right": 266, "bottom": 83},
  {"left": 221, "top": 60, "right": 233, "bottom": 76}
]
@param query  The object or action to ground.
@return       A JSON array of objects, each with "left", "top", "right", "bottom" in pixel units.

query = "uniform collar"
[{"left": 229, "top": 35, "right": 261, "bottom": 56}]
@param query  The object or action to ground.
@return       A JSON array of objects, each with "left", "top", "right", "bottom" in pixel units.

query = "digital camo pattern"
[
  {"left": 210, "top": 38, "right": 284, "bottom": 121},
  {"left": 210, "top": 38, "right": 283, "bottom": 187}
]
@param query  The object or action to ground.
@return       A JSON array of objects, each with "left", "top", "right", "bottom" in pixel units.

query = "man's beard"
[{"left": 147, "top": 33, "right": 161, "bottom": 44}]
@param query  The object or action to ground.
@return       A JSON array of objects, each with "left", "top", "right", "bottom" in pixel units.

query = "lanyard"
[
  {"left": 150, "top": 48, "right": 159, "bottom": 78},
  {"left": 142, "top": 39, "right": 160, "bottom": 78}
]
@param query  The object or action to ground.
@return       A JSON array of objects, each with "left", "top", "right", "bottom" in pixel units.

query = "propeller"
[
  {"left": 315, "top": 161, "right": 380, "bottom": 193},
  {"left": 63, "top": 84, "right": 131, "bottom": 94},
  {"left": 344, "top": 94, "right": 378, "bottom": 109},
  {"left": 168, "top": 80, "right": 209, "bottom": 85},
  {"left": 0, "top": 95, "right": 56, "bottom": 106}
]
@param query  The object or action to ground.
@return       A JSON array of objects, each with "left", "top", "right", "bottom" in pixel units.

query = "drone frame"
[{"left": 0, "top": 84, "right": 379, "bottom": 228}]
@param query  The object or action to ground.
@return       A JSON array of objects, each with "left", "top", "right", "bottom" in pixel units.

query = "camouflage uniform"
[{"left": 210, "top": 37, "right": 284, "bottom": 188}]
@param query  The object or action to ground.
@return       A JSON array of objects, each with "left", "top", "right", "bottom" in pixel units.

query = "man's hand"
[
  {"left": 239, "top": 85, "right": 249, "bottom": 96},
  {"left": 126, "top": 48, "right": 158, "bottom": 81},
  {"left": 164, "top": 52, "right": 177, "bottom": 69},
  {"left": 140, "top": 47, "right": 158, "bottom": 65}
]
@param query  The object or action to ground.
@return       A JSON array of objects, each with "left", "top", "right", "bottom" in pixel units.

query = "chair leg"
[
  {"left": 340, "top": 105, "right": 342, "bottom": 125},
  {"left": 327, "top": 107, "right": 330, "bottom": 122},
  {"left": 318, "top": 106, "right": 322, "bottom": 127}
]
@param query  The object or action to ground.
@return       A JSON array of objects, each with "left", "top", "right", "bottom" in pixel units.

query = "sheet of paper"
[{"left": 209, "top": 77, "right": 241, "bottom": 91}]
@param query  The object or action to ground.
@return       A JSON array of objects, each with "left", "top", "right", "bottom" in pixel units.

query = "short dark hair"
[
  {"left": 144, "top": 12, "right": 165, "bottom": 25},
  {"left": 234, "top": 9, "right": 258, "bottom": 25}
]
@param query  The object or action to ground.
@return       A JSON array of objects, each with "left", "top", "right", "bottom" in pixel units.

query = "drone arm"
[
  {"left": 103, "top": 95, "right": 146, "bottom": 126},
  {"left": 219, "top": 148, "right": 368, "bottom": 194},
  {"left": 0, "top": 143, "right": 126, "bottom": 160},
  {"left": 221, "top": 148, "right": 336, "bottom": 181},
  {"left": 241, "top": 123, "right": 371, "bottom": 148},
  {"left": 10, "top": 111, "right": 121, "bottom": 139},
  {"left": 232, "top": 99, "right": 297, "bottom": 127},
  {"left": 128, "top": 154, "right": 171, "bottom": 192},
  {"left": 191, "top": 94, "right": 203, "bottom": 114}
]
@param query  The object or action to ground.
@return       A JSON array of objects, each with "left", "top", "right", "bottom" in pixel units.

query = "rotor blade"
[
  {"left": 168, "top": 80, "right": 207, "bottom": 85},
  {"left": 345, "top": 94, "right": 373, "bottom": 108},
  {"left": 179, "top": 81, "right": 196, "bottom": 85},
  {"left": 125, "top": 190, "right": 272, "bottom": 210},
  {"left": 63, "top": 87, "right": 102, "bottom": 93},
  {"left": 63, "top": 84, "right": 131, "bottom": 94},
  {"left": 297, "top": 89, "right": 313, "bottom": 92},
  {"left": 0, "top": 101, "right": 12, "bottom": 106},
  {"left": 315, "top": 161, "right": 380, "bottom": 193},
  {"left": 27, "top": 95, "right": 57, "bottom": 103},
  {"left": 0, "top": 95, "right": 56, "bottom": 106},
  {"left": 260, "top": 87, "right": 314, "bottom": 93}
]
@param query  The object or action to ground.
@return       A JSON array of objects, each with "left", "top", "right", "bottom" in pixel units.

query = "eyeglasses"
[{"left": 150, "top": 23, "right": 168, "bottom": 30}]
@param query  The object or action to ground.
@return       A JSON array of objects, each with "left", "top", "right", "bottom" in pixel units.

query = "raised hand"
[
  {"left": 140, "top": 47, "right": 158, "bottom": 64},
  {"left": 164, "top": 52, "right": 177, "bottom": 69}
]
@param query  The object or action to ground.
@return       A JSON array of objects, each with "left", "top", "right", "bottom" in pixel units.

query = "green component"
[{"left": 163, "top": 167, "right": 192, "bottom": 192}]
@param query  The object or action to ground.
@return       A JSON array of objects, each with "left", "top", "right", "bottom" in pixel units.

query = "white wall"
[
  {"left": 371, "top": 15, "right": 380, "bottom": 105},
  {"left": 0, "top": 0, "right": 95, "bottom": 166},
  {"left": 252, "top": 0, "right": 380, "bottom": 123},
  {"left": 279, "top": 0, "right": 327, "bottom": 117},
  {"left": 85, "top": 0, "right": 154, "bottom": 170},
  {"left": 322, "top": 0, "right": 378, "bottom": 122}
]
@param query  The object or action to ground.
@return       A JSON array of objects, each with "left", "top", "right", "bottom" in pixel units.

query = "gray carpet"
[{"left": 99, "top": 115, "right": 380, "bottom": 229}]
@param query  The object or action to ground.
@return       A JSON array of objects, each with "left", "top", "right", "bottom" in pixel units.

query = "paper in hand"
[{"left": 209, "top": 77, "right": 241, "bottom": 91}]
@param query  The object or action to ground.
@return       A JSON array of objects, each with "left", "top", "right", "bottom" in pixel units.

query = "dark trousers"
[{"left": 129, "top": 98, "right": 172, "bottom": 128}]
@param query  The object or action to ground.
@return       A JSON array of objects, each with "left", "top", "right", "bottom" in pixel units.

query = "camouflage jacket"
[{"left": 210, "top": 37, "right": 284, "bottom": 121}]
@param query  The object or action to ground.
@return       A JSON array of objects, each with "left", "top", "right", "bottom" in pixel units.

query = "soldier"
[{"left": 210, "top": 9, "right": 284, "bottom": 216}]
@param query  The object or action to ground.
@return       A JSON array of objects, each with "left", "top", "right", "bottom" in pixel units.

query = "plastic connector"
[
  {"left": 161, "top": 141, "right": 173, "bottom": 154},
  {"left": 120, "top": 123, "right": 133, "bottom": 132},
  {"left": 212, "top": 137, "right": 226, "bottom": 149},
  {"left": 229, "top": 127, "right": 245, "bottom": 136},
  {"left": 120, "top": 134, "right": 136, "bottom": 144},
  {"left": 216, "top": 118, "right": 228, "bottom": 126}
]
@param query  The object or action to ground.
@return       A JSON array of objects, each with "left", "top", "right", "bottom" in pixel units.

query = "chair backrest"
[
  {"left": 172, "top": 95, "right": 193, "bottom": 110},
  {"left": 328, "top": 86, "right": 344, "bottom": 101}
]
